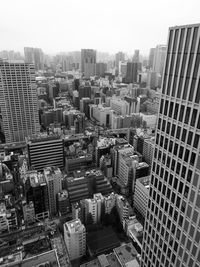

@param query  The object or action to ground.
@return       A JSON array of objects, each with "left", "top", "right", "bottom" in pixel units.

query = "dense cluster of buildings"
[{"left": 0, "top": 22, "right": 199, "bottom": 267}]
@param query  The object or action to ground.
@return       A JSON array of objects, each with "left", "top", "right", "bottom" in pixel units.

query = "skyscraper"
[
  {"left": 81, "top": 49, "right": 96, "bottom": 78},
  {"left": 148, "top": 48, "right": 155, "bottom": 69},
  {"left": 126, "top": 62, "right": 138, "bottom": 83},
  {"left": 115, "top": 51, "right": 125, "bottom": 75},
  {"left": 24, "top": 47, "right": 44, "bottom": 70},
  {"left": 152, "top": 44, "right": 167, "bottom": 75},
  {"left": 0, "top": 59, "right": 40, "bottom": 143},
  {"left": 141, "top": 24, "right": 200, "bottom": 267}
]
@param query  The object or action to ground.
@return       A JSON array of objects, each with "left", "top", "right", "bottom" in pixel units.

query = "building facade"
[
  {"left": 0, "top": 60, "right": 40, "bottom": 143},
  {"left": 141, "top": 24, "right": 200, "bottom": 267}
]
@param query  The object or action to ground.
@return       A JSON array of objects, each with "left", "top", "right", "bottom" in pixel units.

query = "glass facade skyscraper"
[{"left": 141, "top": 24, "right": 200, "bottom": 267}]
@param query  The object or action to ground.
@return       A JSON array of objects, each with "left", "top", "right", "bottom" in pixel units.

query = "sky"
[{"left": 0, "top": 0, "right": 200, "bottom": 56}]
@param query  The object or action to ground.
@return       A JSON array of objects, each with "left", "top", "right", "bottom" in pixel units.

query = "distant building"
[
  {"left": 115, "top": 52, "right": 125, "bottom": 75},
  {"left": 133, "top": 49, "right": 140, "bottom": 63},
  {"left": 148, "top": 48, "right": 155, "bottom": 69},
  {"left": 96, "top": 62, "right": 107, "bottom": 77},
  {"left": 152, "top": 44, "right": 167, "bottom": 75},
  {"left": 126, "top": 62, "right": 138, "bottom": 83},
  {"left": 81, "top": 49, "right": 96, "bottom": 78},
  {"left": 24, "top": 47, "right": 44, "bottom": 70},
  {"left": 64, "top": 219, "right": 86, "bottom": 260}
]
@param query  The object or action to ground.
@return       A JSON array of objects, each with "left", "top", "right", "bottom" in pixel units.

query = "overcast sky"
[{"left": 1, "top": 0, "right": 199, "bottom": 55}]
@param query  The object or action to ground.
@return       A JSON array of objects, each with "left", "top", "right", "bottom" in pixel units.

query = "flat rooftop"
[
  {"left": 1, "top": 250, "right": 60, "bottom": 267},
  {"left": 113, "top": 243, "right": 139, "bottom": 266},
  {"left": 87, "top": 227, "right": 120, "bottom": 256}
]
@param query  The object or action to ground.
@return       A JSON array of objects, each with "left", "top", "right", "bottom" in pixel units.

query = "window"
[
  {"left": 179, "top": 105, "right": 185, "bottom": 122},
  {"left": 193, "top": 134, "right": 199, "bottom": 149},
  {"left": 184, "top": 107, "right": 191, "bottom": 124},
  {"left": 191, "top": 109, "right": 197, "bottom": 127},
  {"left": 181, "top": 129, "right": 187, "bottom": 142}
]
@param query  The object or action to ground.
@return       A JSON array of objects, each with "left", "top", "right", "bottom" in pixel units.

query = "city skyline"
[{"left": 1, "top": 0, "right": 200, "bottom": 55}]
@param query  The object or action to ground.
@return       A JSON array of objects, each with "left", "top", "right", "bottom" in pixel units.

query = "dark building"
[
  {"left": 81, "top": 49, "right": 96, "bottom": 78},
  {"left": 25, "top": 171, "right": 49, "bottom": 219},
  {"left": 126, "top": 62, "right": 138, "bottom": 83},
  {"left": 96, "top": 63, "right": 107, "bottom": 77},
  {"left": 27, "top": 136, "right": 64, "bottom": 171},
  {"left": 141, "top": 24, "right": 200, "bottom": 267},
  {"left": 79, "top": 85, "right": 91, "bottom": 99}
]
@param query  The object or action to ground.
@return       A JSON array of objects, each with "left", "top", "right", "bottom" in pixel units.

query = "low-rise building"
[{"left": 133, "top": 176, "right": 150, "bottom": 218}]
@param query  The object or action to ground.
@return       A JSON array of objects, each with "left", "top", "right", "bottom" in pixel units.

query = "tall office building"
[
  {"left": 115, "top": 51, "right": 125, "bottom": 75},
  {"left": 0, "top": 59, "right": 40, "bottom": 143},
  {"left": 152, "top": 45, "right": 167, "bottom": 75},
  {"left": 81, "top": 49, "right": 96, "bottom": 78},
  {"left": 24, "top": 47, "right": 44, "bottom": 70},
  {"left": 126, "top": 62, "right": 138, "bottom": 83},
  {"left": 148, "top": 48, "right": 155, "bottom": 69},
  {"left": 141, "top": 24, "right": 200, "bottom": 267},
  {"left": 133, "top": 49, "right": 140, "bottom": 63}
]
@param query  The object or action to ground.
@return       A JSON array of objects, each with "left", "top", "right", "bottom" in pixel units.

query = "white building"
[
  {"left": 64, "top": 219, "right": 86, "bottom": 260},
  {"left": 85, "top": 193, "right": 104, "bottom": 224},
  {"left": 91, "top": 105, "right": 113, "bottom": 126},
  {"left": 104, "top": 193, "right": 116, "bottom": 214},
  {"left": 140, "top": 112, "right": 157, "bottom": 128},
  {"left": 133, "top": 176, "right": 150, "bottom": 218},
  {"left": 110, "top": 98, "right": 129, "bottom": 115}
]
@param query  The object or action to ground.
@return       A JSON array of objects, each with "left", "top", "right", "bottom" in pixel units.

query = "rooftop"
[
  {"left": 137, "top": 176, "right": 150, "bottom": 188},
  {"left": 113, "top": 243, "right": 139, "bottom": 267},
  {"left": 65, "top": 219, "right": 84, "bottom": 233}
]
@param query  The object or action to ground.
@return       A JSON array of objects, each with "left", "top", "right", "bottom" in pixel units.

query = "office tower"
[
  {"left": 96, "top": 62, "right": 107, "bottom": 77},
  {"left": 64, "top": 219, "right": 86, "bottom": 261},
  {"left": 133, "top": 49, "right": 140, "bottom": 63},
  {"left": 148, "top": 48, "right": 155, "bottom": 69},
  {"left": 115, "top": 51, "right": 125, "bottom": 75},
  {"left": 24, "top": 47, "right": 44, "bottom": 70},
  {"left": 79, "top": 85, "right": 91, "bottom": 99},
  {"left": 152, "top": 45, "right": 167, "bottom": 75},
  {"left": 44, "top": 166, "right": 62, "bottom": 216},
  {"left": 26, "top": 136, "right": 64, "bottom": 171},
  {"left": 126, "top": 62, "right": 138, "bottom": 83},
  {"left": 141, "top": 24, "right": 200, "bottom": 267},
  {"left": 81, "top": 49, "right": 96, "bottom": 78},
  {"left": 0, "top": 59, "right": 40, "bottom": 143}
]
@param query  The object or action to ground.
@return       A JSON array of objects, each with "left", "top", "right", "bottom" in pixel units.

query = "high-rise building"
[
  {"left": 44, "top": 166, "right": 62, "bottom": 216},
  {"left": 152, "top": 45, "right": 167, "bottom": 75},
  {"left": 24, "top": 47, "right": 44, "bottom": 70},
  {"left": 148, "top": 48, "right": 155, "bottom": 69},
  {"left": 96, "top": 62, "right": 107, "bottom": 77},
  {"left": 64, "top": 219, "right": 86, "bottom": 261},
  {"left": 141, "top": 24, "right": 200, "bottom": 267},
  {"left": 115, "top": 52, "right": 125, "bottom": 75},
  {"left": 126, "top": 62, "right": 138, "bottom": 83},
  {"left": 81, "top": 49, "right": 96, "bottom": 78},
  {"left": 0, "top": 59, "right": 40, "bottom": 143},
  {"left": 133, "top": 49, "right": 140, "bottom": 63}
]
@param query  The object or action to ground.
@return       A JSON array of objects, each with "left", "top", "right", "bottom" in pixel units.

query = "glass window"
[
  {"left": 181, "top": 128, "right": 187, "bottom": 142},
  {"left": 191, "top": 109, "right": 197, "bottom": 127},
  {"left": 195, "top": 78, "right": 200, "bottom": 103},
  {"left": 184, "top": 28, "right": 192, "bottom": 53},
  {"left": 191, "top": 27, "right": 198, "bottom": 53},
  {"left": 193, "top": 134, "right": 199, "bottom": 149},
  {"left": 179, "top": 105, "right": 185, "bottom": 122},
  {"left": 184, "top": 107, "right": 191, "bottom": 124},
  {"left": 174, "top": 103, "right": 179, "bottom": 120},
  {"left": 178, "top": 28, "right": 185, "bottom": 52},
  {"left": 187, "top": 131, "right": 193, "bottom": 145}
]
